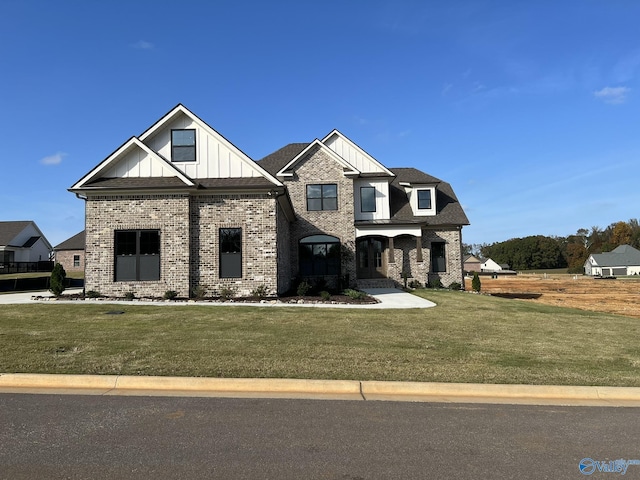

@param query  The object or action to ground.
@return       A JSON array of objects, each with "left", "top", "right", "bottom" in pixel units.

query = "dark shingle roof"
[
  {"left": 0, "top": 221, "right": 32, "bottom": 246},
  {"left": 83, "top": 176, "right": 276, "bottom": 190},
  {"left": 591, "top": 245, "right": 640, "bottom": 267},
  {"left": 54, "top": 231, "right": 85, "bottom": 251},
  {"left": 256, "top": 143, "right": 309, "bottom": 176}
]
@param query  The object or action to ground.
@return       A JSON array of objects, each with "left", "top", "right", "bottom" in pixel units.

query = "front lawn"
[{"left": 1, "top": 290, "right": 639, "bottom": 386}]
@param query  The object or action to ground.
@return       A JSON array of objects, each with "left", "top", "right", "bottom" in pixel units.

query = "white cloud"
[
  {"left": 593, "top": 86, "right": 630, "bottom": 104},
  {"left": 40, "top": 152, "right": 66, "bottom": 166},
  {"left": 132, "top": 40, "right": 154, "bottom": 50}
]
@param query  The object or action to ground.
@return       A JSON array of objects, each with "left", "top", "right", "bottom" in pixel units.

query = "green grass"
[{"left": 1, "top": 290, "right": 639, "bottom": 386}]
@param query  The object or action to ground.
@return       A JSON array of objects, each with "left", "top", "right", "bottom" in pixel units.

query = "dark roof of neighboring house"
[
  {"left": 54, "top": 231, "right": 85, "bottom": 251},
  {"left": 257, "top": 143, "right": 310, "bottom": 176},
  {"left": 0, "top": 221, "right": 33, "bottom": 246},
  {"left": 590, "top": 245, "right": 640, "bottom": 267}
]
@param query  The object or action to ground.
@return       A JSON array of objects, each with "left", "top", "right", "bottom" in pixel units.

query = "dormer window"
[
  {"left": 417, "top": 189, "right": 432, "bottom": 210},
  {"left": 171, "top": 129, "right": 196, "bottom": 162}
]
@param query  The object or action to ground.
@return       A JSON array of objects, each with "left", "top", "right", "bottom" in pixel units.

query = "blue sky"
[{"left": 2, "top": 0, "right": 639, "bottom": 247}]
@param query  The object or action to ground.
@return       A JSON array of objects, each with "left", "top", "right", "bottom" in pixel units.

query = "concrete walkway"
[{"left": 0, "top": 288, "right": 436, "bottom": 309}]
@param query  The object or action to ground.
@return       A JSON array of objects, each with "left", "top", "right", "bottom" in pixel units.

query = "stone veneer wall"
[
  {"left": 84, "top": 194, "right": 190, "bottom": 298},
  {"left": 54, "top": 249, "right": 84, "bottom": 273},
  {"left": 190, "top": 193, "right": 280, "bottom": 297},
  {"left": 284, "top": 146, "right": 357, "bottom": 287},
  {"left": 386, "top": 228, "right": 464, "bottom": 288}
]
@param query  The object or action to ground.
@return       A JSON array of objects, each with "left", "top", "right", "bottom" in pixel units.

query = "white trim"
[
  {"left": 276, "top": 139, "right": 360, "bottom": 177},
  {"left": 355, "top": 225, "right": 422, "bottom": 238},
  {"left": 321, "top": 129, "right": 395, "bottom": 176}
]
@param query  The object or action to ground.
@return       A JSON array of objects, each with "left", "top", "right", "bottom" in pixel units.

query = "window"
[
  {"left": 360, "top": 186, "right": 376, "bottom": 213},
  {"left": 73, "top": 255, "right": 80, "bottom": 267},
  {"left": 431, "top": 242, "right": 446, "bottom": 273},
  {"left": 417, "top": 189, "right": 432, "bottom": 210},
  {"left": 299, "top": 235, "right": 340, "bottom": 276},
  {"left": 220, "top": 228, "right": 242, "bottom": 278},
  {"left": 115, "top": 230, "right": 160, "bottom": 281},
  {"left": 171, "top": 129, "right": 196, "bottom": 162},
  {"left": 306, "top": 184, "right": 338, "bottom": 211}
]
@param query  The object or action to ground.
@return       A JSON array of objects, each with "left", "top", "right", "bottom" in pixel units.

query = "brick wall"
[
  {"left": 54, "top": 249, "right": 84, "bottom": 273},
  {"left": 190, "top": 193, "right": 280, "bottom": 297},
  {"left": 284, "top": 146, "right": 357, "bottom": 287},
  {"left": 84, "top": 194, "right": 191, "bottom": 298}
]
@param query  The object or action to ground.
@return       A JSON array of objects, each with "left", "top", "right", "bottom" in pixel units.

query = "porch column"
[
  {"left": 388, "top": 236, "right": 395, "bottom": 264},
  {"left": 416, "top": 236, "right": 423, "bottom": 262}
]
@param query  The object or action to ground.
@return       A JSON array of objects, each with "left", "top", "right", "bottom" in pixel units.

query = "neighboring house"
[
  {"left": 584, "top": 245, "right": 640, "bottom": 276},
  {"left": 463, "top": 254, "right": 482, "bottom": 272},
  {"left": 53, "top": 231, "right": 85, "bottom": 273},
  {"left": 0, "top": 221, "right": 53, "bottom": 273},
  {"left": 69, "top": 104, "right": 469, "bottom": 298},
  {"left": 481, "top": 258, "right": 510, "bottom": 272}
]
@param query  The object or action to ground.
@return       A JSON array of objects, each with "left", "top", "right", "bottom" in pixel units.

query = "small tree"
[
  {"left": 50, "top": 263, "right": 67, "bottom": 297},
  {"left": 471, "top": 272, "right": 481, "bottom": 293}
]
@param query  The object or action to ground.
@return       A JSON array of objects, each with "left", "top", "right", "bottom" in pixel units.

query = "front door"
[{"left": 356, "top": 238, "right": 386, "bottom": 279}]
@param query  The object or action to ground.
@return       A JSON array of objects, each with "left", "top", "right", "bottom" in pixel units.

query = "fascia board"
[
  {"left": 321, "top": 129, "right": 395, "bottom": 176},
  {"left": 276, "top": 139, "right": 360, "bottom": 177}
]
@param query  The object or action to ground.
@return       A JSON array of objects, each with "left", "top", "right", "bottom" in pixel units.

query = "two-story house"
[{"left": 70, "top": 105, "right": 469, "bottom": 298}]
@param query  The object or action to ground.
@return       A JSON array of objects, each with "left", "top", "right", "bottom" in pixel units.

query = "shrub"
[
  {"left": 49, "top": 263, "right": 66, "bottom": 297},
  {"left": 320, "top": 290, "right": 331, "bottom": 301},
  {"left": 448, "top": 282, "right": 462, "bottom": 291},
  {"left": 472, "top": 272, "right": 482, "bottom": 292},
  {"left": 408, "top": 279, "right": 422, "bottom": 289},
  {"left": 250, "top": 284, "right": 269, "bottom": 299},
  {"left": 124, "top": 291, "right": 136, "bottom": 300},
  {"left": 163, "top": 290, "right": 178, "bottom": 300},
  {"left": 343, "top": 288, "right": 367, "bottom": 300},
  {"left": 428, "top": 278, "right": 443, "bottom": 289},
  {"left": 312, "top": 277, "right": 327, "bottom": 294},
  {"left": 86, "top": 290, "right": 102, "bottom": 298},
  {"left": 220, "top": 287, "right": 235, "bottom": 300},
  {"left": 296, "top": 280, "right": 311, "bottom": 296},
  {"left": 192, "top": 284, "right": 207, "bottom": 300}
]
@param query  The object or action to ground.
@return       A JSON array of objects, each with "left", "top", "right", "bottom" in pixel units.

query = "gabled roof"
[
  {"left": 273, "top": 139, "right": 360, "bottom": 177},
  {"left": 321, "top": 129, "right": 394, "bottom": 176},
  {"left": 590, "top": 245, "right": 640, "bottom": 267},
  {"left": 70, "top": 137, "right": 196, "bottom": 191},
  {"left": 54, "top": 231, "right": 85, "bottom": 251},
  {"left": 0, "top": 221, "right": 32, "bottom": 246}
]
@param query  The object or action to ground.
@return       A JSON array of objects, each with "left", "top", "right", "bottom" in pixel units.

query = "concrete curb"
[{"left": 3, "top": 373, "right": 640, "bottom": 405}]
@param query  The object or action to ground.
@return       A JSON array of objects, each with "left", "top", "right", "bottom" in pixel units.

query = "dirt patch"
[{"left": 465, "top": 274, "right": 640, "bottom": 319}]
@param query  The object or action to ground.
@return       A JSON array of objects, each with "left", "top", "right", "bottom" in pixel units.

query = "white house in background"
[
  {"left": 584, "top": 245, "right": 640, "bottom": 277},
  {"left": 481, "top": 258, "right": 510, "bottom": 272},
  {"left": 0, "top": 221, "right": 52, "bottom": 265}
]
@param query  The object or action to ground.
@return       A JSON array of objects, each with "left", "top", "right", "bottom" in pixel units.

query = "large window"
[
  {"left": 431, "top": 242, "right": 446, "bottom": 273},
  {"left": 220, "top": 228, "right": 242, "bottom": 278},
  {"left": 171, "top": 129, "right": 196, "bottom": 162},
  {"left": 115, "top": 230, "right": 160, "bottom": 281},
  {"left": 417, "top": 189, "right": 432, "bottom": 210},
  {"left": 299, "top": 235, "right": 340, "bottom": 276},
  {"left": 306, "top": 184, "right": 338, "bottom": 211},
  {"left": 360, "top": 187, "right": 376, "bottom": 213}
]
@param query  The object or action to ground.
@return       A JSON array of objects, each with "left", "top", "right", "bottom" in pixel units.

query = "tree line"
[{"left": 464, "top": 219, "right": 640, "bottom": 273}]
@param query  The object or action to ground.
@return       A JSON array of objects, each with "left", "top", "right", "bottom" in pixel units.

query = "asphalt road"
[{"left": 2, "top": 394, "right": 639, "bottom": 479}]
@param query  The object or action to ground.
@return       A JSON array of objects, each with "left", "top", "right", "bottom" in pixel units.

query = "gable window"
[
  {"left": 220, "top": 228, "right": 242, "bottom": 278},
  {"left": 360, "top": 186, "right": 376, "bottom": 213},
  {"left": 171, "top": 129, "right": 196, "bottom": 162},
  {"left": 431, "top": 242, "right": 446, "bottom": 273},
  {"left": 417, "top": 189, "right": 432, "bottom": 210},
  {"left": 115, "top": 230, "right": 160, "bottom": 281},
  {"left": 299, "top": 235, "right": 341, "bottom": 276},
  {"left": 306, "top": 184, "right": 338, "bottom": 211},
  {"left": 73, "top": 255, "right": 80, "bottom": 267}
]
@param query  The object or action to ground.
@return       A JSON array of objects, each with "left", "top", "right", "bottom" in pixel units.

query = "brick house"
[
  {"left": 70, "top": 105, "right": 469, "bottom": 298},
  {"left": 53, "top": 230, "right": 85, "bottom": 273}
]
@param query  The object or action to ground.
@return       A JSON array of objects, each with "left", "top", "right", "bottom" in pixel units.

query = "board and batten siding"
[
  {"left": 353, "top": 179, "right": 390, "bottom": 221},
  {"left": 103, "top": 144, "right": 178, "bottom": 178},
  {"left": 324, "top": 134, "right": 389, "bottom": 174}
]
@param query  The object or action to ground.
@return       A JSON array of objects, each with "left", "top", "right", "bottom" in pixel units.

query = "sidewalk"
[{"left": 0, "top": 288, "right": 436, "bottom": 309}]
